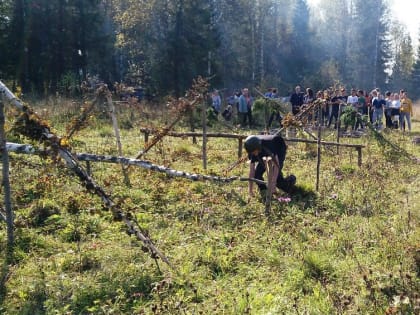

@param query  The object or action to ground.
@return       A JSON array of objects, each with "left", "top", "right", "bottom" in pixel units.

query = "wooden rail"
[{"left": 139, "top": 128, "right": 365, "bottom": 166}]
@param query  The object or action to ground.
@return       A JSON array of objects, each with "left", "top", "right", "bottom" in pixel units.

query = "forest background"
[{"left": 1, "top": 0, "right": 420, "bottom": 99}]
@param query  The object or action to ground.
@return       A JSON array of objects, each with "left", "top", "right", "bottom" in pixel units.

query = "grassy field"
[{"left": 0, "top": 97, "right": 419, "bottom": 314}]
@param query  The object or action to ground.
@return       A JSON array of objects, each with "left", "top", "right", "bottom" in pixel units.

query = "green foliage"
[
  {"left": 58, "top": 71, "right": 81, "bottom": 97},
  {"left": 340, "top": 106, "right": 358, "bottom": 128}
]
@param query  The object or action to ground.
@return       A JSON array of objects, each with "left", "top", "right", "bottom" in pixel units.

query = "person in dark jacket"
[
  {"left": 245, "top": 135, "right": 296, "bottom": 199},
  {"left": 290, "top": 86, "right": 304, "bottom": 115}
]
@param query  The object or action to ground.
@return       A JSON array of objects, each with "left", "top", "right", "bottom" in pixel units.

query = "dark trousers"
[
  {"left": 385, "top": 109, "right": 392, "bottom": 128},
  {"left": 241, "top": 110, "right": 252, "bottom": 126},
  {"left": 328, "top": 109, "right": 339, "bottom": 128},
  {"left": 268, "top": 111, "right": 282, "bottom": 128},
  {"left": 321, "top": 108, "right": 329, "bottom": 126}
]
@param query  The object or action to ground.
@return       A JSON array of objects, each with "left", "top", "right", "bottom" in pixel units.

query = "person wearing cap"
[{"left": 244, "top": 135, "right": 296, "bottom": 200}]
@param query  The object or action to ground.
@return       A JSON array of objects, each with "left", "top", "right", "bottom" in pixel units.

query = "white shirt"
[
  {"left": 347, "top": 95, "right": 358, "bottom": 105},
  {"left": 391, "top": 100, "right": 400, "bottom": 109}
]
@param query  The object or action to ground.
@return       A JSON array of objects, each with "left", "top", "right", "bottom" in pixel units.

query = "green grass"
[{"left": 0, "top": 98, "right": 419, "bottom": 314}]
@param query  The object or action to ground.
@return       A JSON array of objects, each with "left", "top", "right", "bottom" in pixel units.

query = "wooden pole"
[
  {"left": 337, "top": 103, "right": 342, "bottom": 154},
  {"left": 202, "top": 100, "right": 207, "bottom": 169},
  {"left": 5, "top": 143, "right": 270, "bottom": 186},
  {"left": 264, "top": 158, "right": 273, "bottom": 217},
  {"left": 138, "top": 128, "right": 365, "bottom": 167},
  {"left": 357, "top": 147, "right": 362, "bottom": 167},
  {"left": 0, "top": 99, "right": 14, "bottom": 257},
  {"left": 106, "top": 91, "right": 130, "bottom": 185},
  {"left": 316, "top": 104, "right": 322, "bottom": 191}
]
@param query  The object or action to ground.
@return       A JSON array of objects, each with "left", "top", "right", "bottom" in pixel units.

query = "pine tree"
[
  {"left": 0, "top": 1, "right": 13, "bottom": 79},
  {"left": 411, "top": 29, "right": 420, "bottom": 99},
  {"left": 6, "top": 0, "right": 114, "bottom": 94},
  {"left": 391, "top": 30, "right": 414, "bottom": 92}
]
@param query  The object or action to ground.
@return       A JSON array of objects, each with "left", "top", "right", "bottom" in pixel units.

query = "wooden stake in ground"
[
  {"left": 264, "top": 156, "right": 273, "bottom": 216},
  {"left": 202, "top": 99, "right": 207, "bottom": 169},
  {"left": 0, "top": 99, "right": 14, "bottom": 257},
  {"left": 105, "top": 89, "right": 130, "bottom": 186},
  {"left": 316, "top": 103, "right": 322, "bottom": 191},
  {"left": 337, "top": 103, "right": 342, "bottom": 155}
]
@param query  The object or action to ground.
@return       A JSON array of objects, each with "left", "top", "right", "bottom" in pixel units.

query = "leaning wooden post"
[
  {"left": 0, "top": 99, "right": 14, "bottom": 257},
  {"left": 316, "top": 103, "right": 322, "bottom": 191},
  {"left": 202, "top": 97, "right": 208, "bottom": 170},
  {"left": 106, "top": 89, "right": 130, "bottom": 186}
]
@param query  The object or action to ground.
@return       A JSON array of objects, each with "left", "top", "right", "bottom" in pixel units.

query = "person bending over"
[{"left": 245, "top": 135, "right": 296, "bottom": 200}]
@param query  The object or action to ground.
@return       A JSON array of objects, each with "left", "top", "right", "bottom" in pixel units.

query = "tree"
[
  {"left": 349, "top": 0, "right": 392, "bottom": 90},
  {"left": 111, "top": 0, "right": 220, "bottom": 96},
  {"left": 311, "top": 0, "right": 350, "bottom": 85},
  {"left": 288, "top": 0, "right": 311, "bottom": 84},
  {"left": 411, "top": 28, "right": 420, "bottom": 100},
  {"left": 5, "top": 0, "right": 114, "bottom": 95},
  {"left": 390, "top": 23, "right": 414, "bottom": 92},
  {"left": 0, "top": 0, "right": 13, "bottom": 79}
]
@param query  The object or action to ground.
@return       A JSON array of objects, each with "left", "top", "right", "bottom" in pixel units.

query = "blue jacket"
[{"left": 239, "top": 95, "right": 252, "bottom": 113}]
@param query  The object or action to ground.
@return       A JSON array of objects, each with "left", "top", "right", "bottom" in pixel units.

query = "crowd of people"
[{"left": 210, "top": 85, "right": 414, "bottom": 132}]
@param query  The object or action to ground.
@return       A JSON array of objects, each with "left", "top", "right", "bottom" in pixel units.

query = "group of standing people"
[
  {"left": 211, "top": 88, "right": 253, "bottom": 127},
  {"left": 290, "top": 86, "right": 414, "bottom": 132},
  {"left": 211, "top": 85, "right": 414, "bottom": 132}
]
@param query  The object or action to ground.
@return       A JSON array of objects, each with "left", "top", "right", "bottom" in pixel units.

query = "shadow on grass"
[
  {"left": 288, "top": 185, "right": 318, "bottom": 208},
  {"left": 267, "top": 185, "right": 319, "bottom": 220}
]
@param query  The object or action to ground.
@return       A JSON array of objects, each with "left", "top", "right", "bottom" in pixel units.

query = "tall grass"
[{"left": 0, "top": 96, "right": 419, "bottom": 314}]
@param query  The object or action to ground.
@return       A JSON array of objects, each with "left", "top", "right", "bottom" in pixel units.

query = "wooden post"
[
  {"left": 189, "top": 109, "right": 197, "bottom": 144},
  {"left": 316, "top": 104, "right": 322, "bottom": 191},
  {"left": 264, "top": 157, "right": 273, "bottom": 217},
  {"left": 106, "top": 91, "right": 130, "bottom": 186},
  {"left": 337, "top": 103, "right": 341, "bottom": 155},
  {"left": 144, "top": 131, "right": 149, "bottom": 145},
  {"left": 357, "top": 147, "right": 362, "bottom": 167},
  {"left": 202, "top": 100, "right": 207, "bottom": 170},
  {"left": 238, "top": 138, "right": 243, "bottom": 159},
  {"left": 0, "top": 99, "right": 14, "bottom": 258}
]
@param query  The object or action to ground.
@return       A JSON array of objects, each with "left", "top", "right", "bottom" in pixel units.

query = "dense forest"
[{"left": 1, "top": 0, "right": 420, "bottom": 99}]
